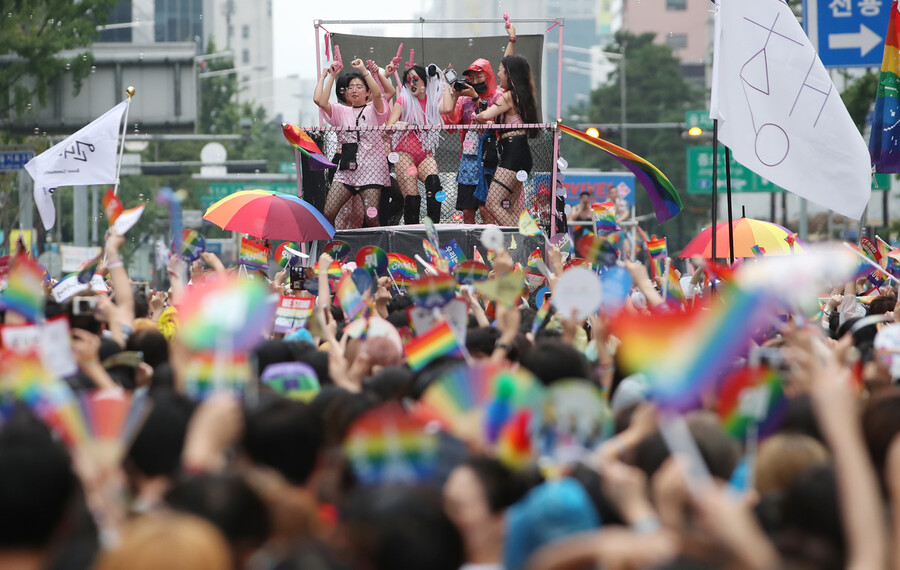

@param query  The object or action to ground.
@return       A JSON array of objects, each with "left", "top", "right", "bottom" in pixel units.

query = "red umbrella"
[
  {"left": 203, "top": 190, "right": 335, "bottom": 242},
  {"left": 678, "top": 218, "right": 804, "bottom": 258}
]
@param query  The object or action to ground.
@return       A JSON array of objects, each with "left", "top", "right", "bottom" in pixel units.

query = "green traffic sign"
[
  {"left": 684, "top": 110, "right": 714, "bottom": 132},
  {"left": 199, "top": 182, "right": 298, "bottom": 207},
  {"left": 686, "top": 145, "right": 890, "bottom": 194},
  {"left": 686, "top": 146, "right": 781, "bottom": 194}
]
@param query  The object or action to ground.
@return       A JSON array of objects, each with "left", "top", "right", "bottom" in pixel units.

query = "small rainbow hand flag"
[
  {"left": 1, "top": 256, "right": 45, "bottom": 322},
  {"left": 591, "top": 201, "right": 620, "bottom": 233},
  {"left": 750, "top": 245, "right": 766, "bottom": 258},
  {"left": 610, "top": 287, "right": 776, "bottom": 412},
  {"left": 576, "top": 234, "right": 618, "bottom": 269},
  {"left": 239, "top": 237, "right": 269, "bottom": 269},
  {"left": 717, "top": 366, "right": 787, "bottom": 440},
  {"left": 648, "top": 237, "right": 667, "bottom": 280},
  {"left": 337, "top": 273, "right": 367, "bottom": 320},
  {"left": 559, "top": 124, "right": 682, "bottom": 223},
  {"left": 453, "top": 260, "right": 490, "bottom": 285},
  {"left": 664, "top": 263, "right": 686, "bottom": 307},
  {"left": 407, "top": 274, "right": 458, "bottom": 308},
  {"left": 406, "top": 321, "right": 463, "bottom": 371},
  {"left": 388, "top": 253, "right": 418, "bottom": 285}
]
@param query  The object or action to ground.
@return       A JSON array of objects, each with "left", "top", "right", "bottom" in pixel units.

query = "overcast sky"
[{"left": 272, "top": 0, "right": 430, "bottom": 82}]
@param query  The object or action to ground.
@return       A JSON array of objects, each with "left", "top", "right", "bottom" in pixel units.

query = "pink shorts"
[{"left": 395, "top": 134, "right": 431, "bottom": 166}]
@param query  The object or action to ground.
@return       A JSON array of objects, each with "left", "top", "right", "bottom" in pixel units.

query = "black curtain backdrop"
[{"left": 328, "top": 33, "right": 545, "bottom": 122}]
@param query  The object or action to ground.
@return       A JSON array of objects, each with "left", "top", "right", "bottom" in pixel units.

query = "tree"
[
  {"left": 0, "top": 0, "right": 118, "bottom": 118},
  {"left": 563, "top": 31, "right": 707, "bottom": 250},
  {"left": 198, "top": 38, "right": 242, "bottom": 135},
  {"left": 838, "top": 69, "right": 879, "bottom": 133}
]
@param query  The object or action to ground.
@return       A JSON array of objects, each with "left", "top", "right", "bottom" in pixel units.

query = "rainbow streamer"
[
  {"left": 591, "top": 201, "right": 620, "bottom": 233},
  {"left": 1, "top": 256, "right": 45, "bottom": 322},
  {"left": 337, "top": 273, "right": 367, "bottom": 320},
  {"left": 239, "top": 237, "right": 269, "bottom": 269},
  {"left": 717, "top": 366, "right": 787, "bottom": 440},
  {"left": 648, "top": 237, "right": 667, "bottom": 280},
  {"left": 869, "top": 0, "right": 900, "bottom": 172},
  {"left": 610, "top": 287, "right": 776, "bottom": 412},
  {"left": 344, "top": 403, "right": 440, "bottom": 485},
  {"left": 405, "top": 321, "right": 463, "bottom": 371},
  {"left": 559, "top": 124, "right": 682, "bottom": 223},
  {"left": 387, "top": 253, "right": 418, "bottom": 285}
]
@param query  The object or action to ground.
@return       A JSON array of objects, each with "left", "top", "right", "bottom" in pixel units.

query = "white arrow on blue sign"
[{"left": 804, "top": 0, "right": 888, "bottom": 68}]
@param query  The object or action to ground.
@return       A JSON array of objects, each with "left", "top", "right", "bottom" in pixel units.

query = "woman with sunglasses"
[
  {"left": 314, "top": 57, "right": 391, "bottom": 228},
  {"left": 387, "top": 64, "right": 455, "bottom": 225},
  {"left": 473, "top": 55, "right": 538, "bottom": 226}
]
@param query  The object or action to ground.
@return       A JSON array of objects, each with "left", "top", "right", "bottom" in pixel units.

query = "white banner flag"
[
  {"left": 710, "top": 0, "right": 871, "bottom": 220},
  {"left": 24, "top": 100, "right": 128, "bottom": 230}
]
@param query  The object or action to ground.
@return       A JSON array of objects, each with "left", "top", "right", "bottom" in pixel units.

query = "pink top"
[{"left": 323, "top": 98, "right": 391, "bottom": 187}]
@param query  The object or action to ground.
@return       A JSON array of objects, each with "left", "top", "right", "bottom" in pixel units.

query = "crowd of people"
[
  {"left": 1, "top": 222, "right": 900, "bottom": 570},
  {"left": 313, "top": 27, "right": 541, "bottom": 228}
]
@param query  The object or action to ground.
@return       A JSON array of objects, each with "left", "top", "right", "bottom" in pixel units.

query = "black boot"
[
  {"left": 403, "top": 195, "right": 422, "bottom": 225},
  {"left": 424, "top": 174, "right": 442, "bottom": 222}
]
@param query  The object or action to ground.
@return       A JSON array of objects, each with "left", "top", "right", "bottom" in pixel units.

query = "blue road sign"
[
  {"left": 803, "top": 0, "right": 888, "bottom": 68},
  {"left": 0, "top": 150, "right": 35, "bottom": 171}
]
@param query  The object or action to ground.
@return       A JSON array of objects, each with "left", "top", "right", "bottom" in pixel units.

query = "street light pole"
[{"left": 619, "top": 50, "right": 626, "bottom": 148}]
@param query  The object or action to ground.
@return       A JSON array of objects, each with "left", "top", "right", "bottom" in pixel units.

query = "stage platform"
[{"left": 314, "top": 224, "right": 546, "bottom": 268}]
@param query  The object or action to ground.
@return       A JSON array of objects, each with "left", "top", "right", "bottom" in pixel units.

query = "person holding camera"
[
  {"left": 444, "top": 25, "right": 517, "bottom": 224},
  {"left": 387, "top": 64, "right": 455, "bottom": 225},
  {"left": 314, "top": 57, "right": 391, "bottom": 228}
]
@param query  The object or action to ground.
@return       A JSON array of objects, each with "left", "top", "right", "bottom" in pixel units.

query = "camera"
[{"left": 72, "top": 296, "right": 97, "bottom": 316}]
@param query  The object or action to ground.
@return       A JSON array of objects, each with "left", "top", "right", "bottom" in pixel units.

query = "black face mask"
[{"left": 470, "top": 81, "right": 488, "bottom": 94}]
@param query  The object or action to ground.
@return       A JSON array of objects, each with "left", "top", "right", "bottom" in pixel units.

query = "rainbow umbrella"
[
  {"left": 678, "top": 218, "right": 804, "bottom": 259},
  {"left": 203, "top": 190, "right": 335, "bottom": 242}
]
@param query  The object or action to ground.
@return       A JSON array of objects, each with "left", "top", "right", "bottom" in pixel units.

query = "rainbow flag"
[
  {"left": 591, "top": 201, "right": 620, "bottom": 233},
  {"left": 526, "top": 248, "right": 544, "bottom": 272},
  {"left": 337, "top": 273, "right": 367, "bottom": 320},
  {"left": 407, "top": 274, "right": 458, "bottom": 309},
  {"left": 576, "top": 234, "right": 618, "bottom": 268},
  {"left": 717, "top": 366, "right": 787, "bottom": 440},
  {"left": 406, "top": 321, "right": 463, "bottom": 371},
  {"left": 387, "top": 253, "right": 418, "bottom": 285},
  {"left": 647, "top": 237, "right": 667, "bottom": 280},
  {"left": 453, "top": 260, "right": 490, "bottom": 285},
  {"left": 664, "top": 263, "right": 685, "bottom": 307},
  {"left": 610, "top": 287, "right": 776, "bottom": 412},
  {"left": 531, "top": 299, "right": 552, "bottom": 335},
  {"left": 876, "top": 235, "right": 900, "bottom": 278},
  {"left": 0, "top": 256, "right": 45, "bottom": 322},
  {"left": 750, "top": 245, "right": 765, "bottom": 258},
  {"left": 559, "top": 124, "right": 682, "bottom": 223},
  {"left": 870, "top": 0, "right": 900, "bottom": 172},
  {"left": 239, "top": 237, "right": 269, "bottom": 269},
  {"left": 282, "top": 123, "right": 336, "bottom": 170},
  {"left": 103, "top": 189, "right": 124, "bottom": 222},
  {"left": 4, "top": 350, "right": 89, "bottom": 448},
  {"left": 77, "top": 254, "right": 102, "bottom": 284}
]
